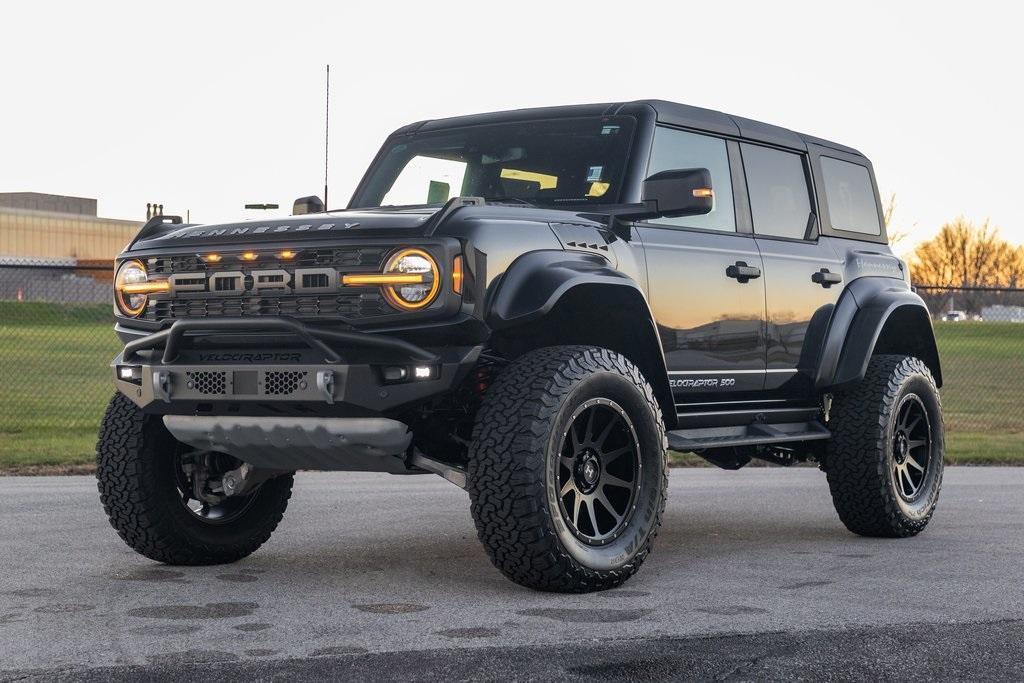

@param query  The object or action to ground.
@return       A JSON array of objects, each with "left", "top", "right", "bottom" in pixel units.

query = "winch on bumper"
[{"left": 111, "top": 317, "right": 481, "bottom": 476}]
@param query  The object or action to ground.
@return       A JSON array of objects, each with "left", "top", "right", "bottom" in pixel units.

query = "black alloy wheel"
[
  {"left": 891, "top": 394, "right": 932, "bottom": 501},
  {"left": 557, "top": 398, "right": 641, "bottom": 546}
]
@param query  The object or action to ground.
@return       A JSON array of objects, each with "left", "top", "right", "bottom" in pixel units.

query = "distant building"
[
  {"left": 0, "top": 192, "right": 98, "bottom": 216},
  {"left": 981, "top": 305, "right": 1024, "bottom": 323},
  {"left": 0, "top": 192, "right": 141, "bottom": 262}
]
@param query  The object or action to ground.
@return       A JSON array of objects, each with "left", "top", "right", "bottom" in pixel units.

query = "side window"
[
  {"left": 820, "top": 157, "right": 881, "bottom": 235},
  {"left": 741, "top": 143, "right": 812, "bottom": 240},
  {"left": 646, "top": 127, "right": 735, "bottom": 232}
]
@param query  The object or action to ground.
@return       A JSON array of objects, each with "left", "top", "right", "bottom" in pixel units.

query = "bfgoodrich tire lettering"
[
  {"left": 96, "top": 393, "right": 294, "bottom": 565},
  {"left": 467, "top": 346, "right": 668, "bottom": 593},
  {"left": 825, "top": 354, "right": 944, "bottom": 538}
]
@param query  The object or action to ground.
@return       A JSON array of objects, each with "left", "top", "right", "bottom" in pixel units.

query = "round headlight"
[
  {"left": 114, "top": 259, "right": 149, "bottom": 317},
  {"left": 382, "top": 248, "right": 440, "bottom": 310}
]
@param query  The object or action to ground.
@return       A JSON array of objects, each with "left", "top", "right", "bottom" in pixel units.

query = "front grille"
[
  {"left": 145, "top": 292, "right": 388, "bottom": 321},
  {"left": 186, "top": 371, "right": 226, "bottom": 395},
  {"left": 141, "top": 247, "right": 394, "bottom": 323}
]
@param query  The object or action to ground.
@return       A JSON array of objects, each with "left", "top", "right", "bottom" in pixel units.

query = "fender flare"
[
  {"left": 487, "top": 250, "right": 648, "bottom": 329},
  {"left": 817, "top": 277, "right": 942, "bottom": 390},
  {"left": 486, "top": 250, "right": 676, "bottom": 425}
]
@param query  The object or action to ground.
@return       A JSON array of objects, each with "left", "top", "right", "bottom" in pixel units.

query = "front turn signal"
[{"left": 452, "top": 255, "right": 463, "bottom": 294}]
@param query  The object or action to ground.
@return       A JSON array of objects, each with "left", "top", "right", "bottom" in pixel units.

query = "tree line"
[
  {"left": 909, "top": 218, "right": 1024, "bottom": 289},
  {"left": 883, "top": 196, "right": 1024, "bottom": 289}
]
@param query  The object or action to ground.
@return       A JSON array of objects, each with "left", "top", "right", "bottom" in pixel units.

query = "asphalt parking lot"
[{"left": 1, "top": 467, "right": 1022, "bottom": 680}]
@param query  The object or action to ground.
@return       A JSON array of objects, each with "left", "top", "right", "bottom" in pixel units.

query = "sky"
[{"left": 2, "top": 1, "right": 1022, "bottom": 254}]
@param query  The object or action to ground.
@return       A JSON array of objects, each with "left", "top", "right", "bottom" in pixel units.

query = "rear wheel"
[
  {"left": 468, "top": 346, "right": 668, "bottom": 593},
  {"left": 96, "top": 393, "right": 294, "bottom": 565},
  {"left": 825, "top": 355, "right": 944, "bottom": 537}
]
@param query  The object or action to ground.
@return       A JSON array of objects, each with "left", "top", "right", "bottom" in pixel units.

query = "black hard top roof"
[{"left": 393, "top": 99, "right": 863, "bottom": 158}]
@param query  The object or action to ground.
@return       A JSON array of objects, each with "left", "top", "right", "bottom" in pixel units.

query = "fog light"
[
  {"left": 413, "top": 366, "right": 432, "bottom": 379},
  {"left": 117, "top": 365, "right": 142, "bottom": 383}
]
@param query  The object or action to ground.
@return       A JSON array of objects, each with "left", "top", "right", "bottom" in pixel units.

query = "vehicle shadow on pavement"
[{"left": 196, "top": 498, "right": 876, "bottom": 598}]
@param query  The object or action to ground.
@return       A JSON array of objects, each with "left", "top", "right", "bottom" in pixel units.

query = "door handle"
[
  {"left": 726, "top": 261, "right": 761, "bottom": 283},
  {"left": 811, "top": 268, "right": 843, "bottom": 288}
]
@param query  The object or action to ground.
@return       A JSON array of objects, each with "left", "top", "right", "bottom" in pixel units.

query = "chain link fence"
[
  {"left": 913, "top": 285, "right": 1024, "bottom": 461},
  {"left": 0, "top": 263, "right": 120, "bottom": 468},
  {"left": 915, "top": 284, "right": 1024, "bottom": 323},
  {"left": 1, "top": 265, "right": 1022, "bottom": 467}
]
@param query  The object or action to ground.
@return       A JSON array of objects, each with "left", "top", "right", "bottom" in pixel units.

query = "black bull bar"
[{"left": 122, "top": 317, "right": 440, "bottom": 365}]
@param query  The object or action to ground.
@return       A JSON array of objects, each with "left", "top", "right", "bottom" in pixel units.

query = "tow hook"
[
  {"left": 317, "top": 370, "right": 335, "bottom": 404},
  {"left": 153, "top": 370, "right": 172, "bottom": 403}
]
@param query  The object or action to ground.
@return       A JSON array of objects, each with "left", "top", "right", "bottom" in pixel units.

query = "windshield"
[{"left": 351, "top": 116, "right": 636, "bottom": 209}]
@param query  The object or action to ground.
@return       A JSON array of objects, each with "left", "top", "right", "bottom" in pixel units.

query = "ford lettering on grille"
[{"left": 167, "top": 268, "right": 344, "bottom": 295}]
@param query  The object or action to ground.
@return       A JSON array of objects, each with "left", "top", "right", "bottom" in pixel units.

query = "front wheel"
[
  {"left": 825, "top": 355, "right": 944, "bottom": 538},
  {"left": 467, "top": 346, "right": 668, "bottom": 593},
  {"left": 96, "top": 393, "right": 294, "bottom": 565}
]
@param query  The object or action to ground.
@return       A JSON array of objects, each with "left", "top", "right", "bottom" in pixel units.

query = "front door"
[{"left": 636, "top": 127, "right": 767, "bottom": 408}]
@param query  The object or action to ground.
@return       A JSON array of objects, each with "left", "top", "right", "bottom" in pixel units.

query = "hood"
[{"left": 129, "top": 208, "right": 438, "bottom": 251}]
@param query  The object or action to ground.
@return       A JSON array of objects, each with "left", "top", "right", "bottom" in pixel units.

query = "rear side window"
[
  {"left": 820, "top": 157, "right": 881, "bottom": 235},
  {"left": 646, "top": 127, "right": 735, "bottom": 232},
  {"left": 741, "top": 143, "right": 812, "bottom": 240}
]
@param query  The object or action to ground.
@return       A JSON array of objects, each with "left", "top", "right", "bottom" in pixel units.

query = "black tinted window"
[
  {"left": 820, "top": 157, "right": 881, "bottom": 235},
  {"left": 646, "top": 127, "right": 735, "bottom": 232},
  {"left": 742, "top": 143, "right": 812, "bottom": 240}
]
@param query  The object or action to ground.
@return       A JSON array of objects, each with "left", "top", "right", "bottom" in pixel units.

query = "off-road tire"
[
  {"left": 96, "top": 393, "right": 294, "bottom": 565},
  {"left": 825, "top": 354, "right": 944, "bottom": 538},
  {"left": 468, "top": 346, "right": 668, "bottom": 593}
]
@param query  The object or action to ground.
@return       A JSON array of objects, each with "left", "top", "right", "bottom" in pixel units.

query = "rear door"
[
  {"left": 635, "top": 127, "right": 767, "bottom": 407},
  {"left": 739, "top": 143, "right": 843, "bottom": 398}
]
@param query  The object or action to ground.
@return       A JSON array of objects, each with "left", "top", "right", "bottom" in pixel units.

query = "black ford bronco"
[{"left": 97, "top": 100, "right": 944, "bottom": 593}]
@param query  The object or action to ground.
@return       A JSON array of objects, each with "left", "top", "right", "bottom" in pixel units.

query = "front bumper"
[{"left": 113, "top": 316, "right": 482, "bottom": 414}]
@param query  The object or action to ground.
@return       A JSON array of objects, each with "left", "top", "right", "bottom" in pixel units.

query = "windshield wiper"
[
  {"left": 375, "top": 202, "right": 445, "bottom": 210},
  {"left": 481, "top": 197, "right": 536, "bottom": 207}
]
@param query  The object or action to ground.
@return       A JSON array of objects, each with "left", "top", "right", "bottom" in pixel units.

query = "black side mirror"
[
  {"left": 588, "top": 168, "right": 714, "bottom": 241},
  {"left": 641, "top": 168, "right": 714, "bottom": 218},
  {"left": 604, "top": 168, "right": 714, "bottom": 226},
  {"left": 292, "top": 195, "right": 325, "bottom": 215}
]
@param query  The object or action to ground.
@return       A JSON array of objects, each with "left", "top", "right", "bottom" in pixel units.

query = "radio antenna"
[{"left": 323, "top": 64, "right": 330, "bottom": 210}]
